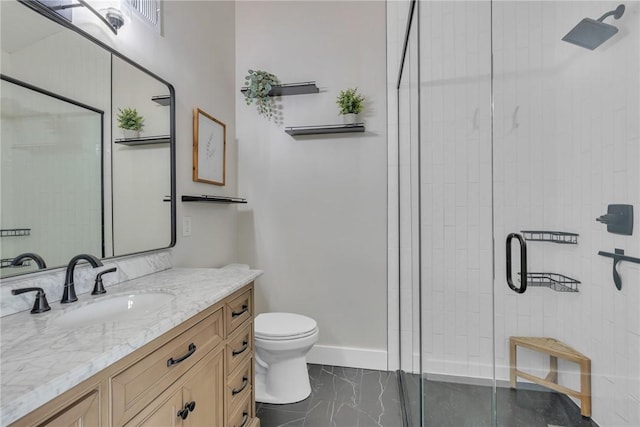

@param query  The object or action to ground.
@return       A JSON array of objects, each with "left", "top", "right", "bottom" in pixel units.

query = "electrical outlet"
[{"left": 183, "top": 216, "right": 192, "bottom": 236}]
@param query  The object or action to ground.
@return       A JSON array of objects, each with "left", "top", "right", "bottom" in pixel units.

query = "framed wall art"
[{"left": 193, "top": 108, "right": 226, "bottom": 186}]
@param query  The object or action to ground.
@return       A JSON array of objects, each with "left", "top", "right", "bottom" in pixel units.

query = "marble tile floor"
[
  {"left": 402, "top": 372, "right": 600, "bottom": 427},
  {"left": 256, "top": 364, "right": 404, "bottom": 427}
]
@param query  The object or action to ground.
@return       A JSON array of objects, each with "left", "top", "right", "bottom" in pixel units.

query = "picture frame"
[{"left": 193, "top": 108, "right": 226, "bottom": 186}]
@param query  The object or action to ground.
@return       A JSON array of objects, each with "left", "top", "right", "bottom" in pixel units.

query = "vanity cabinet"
[
  {"left": 10, "top": 283, "right": 258, "bottom": 427},
  {"left": 38, "top": 389, "right": 101, "bottom": 427}
]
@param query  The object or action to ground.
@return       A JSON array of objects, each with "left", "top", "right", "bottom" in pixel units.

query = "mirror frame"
[{"left": 5, "top": 0, "right": 176, "bottom": 274}]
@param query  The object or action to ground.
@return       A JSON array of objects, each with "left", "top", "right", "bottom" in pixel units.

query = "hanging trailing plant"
[{"left": 243, "top": 69, "right": 280, "bottom": 119}]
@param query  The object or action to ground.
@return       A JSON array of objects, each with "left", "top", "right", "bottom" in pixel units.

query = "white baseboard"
[{"left": 307, "top": 345, "right": 388, "bottom": 371}]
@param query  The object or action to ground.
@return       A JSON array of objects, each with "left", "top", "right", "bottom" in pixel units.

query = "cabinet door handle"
[
  {"left": 177, "top": 407, "right": 189, "bottom": 420},
  {"left": 506, "top": 233, "right": 527, "bottom": 294},
  {"left": 167, "top": 343, "right": 197, "bottom": 367},
  {"left": 177, "top": 401, "right": 196, "bottom": 420},
  {"left": 236, "top": 411, "right": 249, "bottom": 427},
  {"left": 231, "top": 304, "right": 249, "bottom": 317},
  {"left": 232, "top": 376, "right": 249, "bottom": 395},
  {"left": 232, "top": 340, "right": 249, "bottom": 356}
]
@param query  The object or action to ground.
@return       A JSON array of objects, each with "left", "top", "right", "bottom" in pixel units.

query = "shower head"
[{"left": 562, "top": 4, "right": 625, "bottom": 50}]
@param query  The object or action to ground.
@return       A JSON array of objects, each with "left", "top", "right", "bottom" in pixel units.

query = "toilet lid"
[{"left": 255, "top": 312, "right": 318, "bottom": 339}]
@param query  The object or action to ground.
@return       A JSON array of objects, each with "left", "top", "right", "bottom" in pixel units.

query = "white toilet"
[{"left": 254, "top": 312, "right": 319, "bottom": 404}]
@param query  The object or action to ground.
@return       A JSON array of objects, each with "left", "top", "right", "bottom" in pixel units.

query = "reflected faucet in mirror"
[
  {"left": 10, "top": 253, "right": 47, "bottom": 269},
  {"left": 61, "top": 254, "right": 103, "bottom": 304}
]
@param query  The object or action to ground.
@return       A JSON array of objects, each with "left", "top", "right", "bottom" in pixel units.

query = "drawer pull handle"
[
  {"left": 232, "top": 340, "right": 249, "bottom": 356},
  {"left": 232, "top": 376, "right": 249, "bottom": 395},
  {"left": 167, "top": 343, "right": 197, "bottom": 367},
  {"left": 231, "top": 304, "right": 249, "bottom": 318},
  {"left": 236, "top": 411, "right": 249, "bottom": 427},
  {"left": 186, "top": 400, "right": 196, "bottom": 412}
]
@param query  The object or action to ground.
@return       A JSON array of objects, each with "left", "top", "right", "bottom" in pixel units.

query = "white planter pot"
[
  {"left": 123, "top": 129, "right": 140, "bottom": 139},
  {"left": 342, "top": 113, "right": 358, "bottom": 125}
]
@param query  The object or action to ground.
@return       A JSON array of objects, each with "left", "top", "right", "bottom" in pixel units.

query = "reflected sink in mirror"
[{"left": 51, "top": 292, "right": 175, "bottom": 329}]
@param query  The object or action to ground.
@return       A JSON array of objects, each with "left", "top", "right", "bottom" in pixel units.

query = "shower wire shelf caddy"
[
  {"left": 519, "top": 272, "right": 581, "bottom": 292},
  {"left": 0, "top": 228, "right": 31, "bottom": 238},
  {"left": 521, "top": 230, "right": 578, "bottom": 244},
  {"left": 0, "top": 258, "right": 31, "bottom": 268}
]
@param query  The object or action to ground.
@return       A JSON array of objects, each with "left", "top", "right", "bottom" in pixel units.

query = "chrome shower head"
[{"left": 562, "top": 4, "right": 625, "bottom": 50}]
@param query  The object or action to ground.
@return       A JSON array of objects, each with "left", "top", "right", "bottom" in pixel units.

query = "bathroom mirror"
[{"left": 0, "top": 0, "right": 175, "bottom": 278}]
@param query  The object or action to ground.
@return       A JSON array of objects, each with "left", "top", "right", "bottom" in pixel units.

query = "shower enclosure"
[{"left": 393, "top": 1, "right": 639, "bottom": 426}]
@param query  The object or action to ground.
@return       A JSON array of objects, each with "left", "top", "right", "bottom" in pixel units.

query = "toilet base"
[{"left": 255, "top": 355, "right": 311, "bottom": 404}]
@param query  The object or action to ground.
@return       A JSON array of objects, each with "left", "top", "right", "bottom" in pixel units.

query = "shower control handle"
[{"left": 506, "top": 233, "right": 527, "bottom": 294}]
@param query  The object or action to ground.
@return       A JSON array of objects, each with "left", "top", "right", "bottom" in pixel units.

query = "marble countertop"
[{"left": 0, "top": 267, "right": 262, "bottom": 426}]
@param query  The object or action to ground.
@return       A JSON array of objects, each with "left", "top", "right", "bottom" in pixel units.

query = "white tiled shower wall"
[
  {"left": 390, "top": 1, "right": 640, "bottom": 425},
  {"left": 492, "top": 2, "right": 639, "bottom": 425}
]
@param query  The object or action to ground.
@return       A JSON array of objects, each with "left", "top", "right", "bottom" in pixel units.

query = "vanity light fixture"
[{"left": 49, "top": 0, "right": 125, "bottom": 34}]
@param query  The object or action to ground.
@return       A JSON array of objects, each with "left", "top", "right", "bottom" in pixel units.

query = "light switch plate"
[{"left": 183, "top": 216, "right": 192, "bottom": 236}]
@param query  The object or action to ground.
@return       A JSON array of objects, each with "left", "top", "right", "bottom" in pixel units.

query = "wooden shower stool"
[{"left": 509, "top": 336, "right": 591, "bottom": 417}]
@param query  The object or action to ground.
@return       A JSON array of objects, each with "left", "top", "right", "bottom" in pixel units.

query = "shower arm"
[{"left": 597, "top": 4, "right": 625, "bottom": 22}]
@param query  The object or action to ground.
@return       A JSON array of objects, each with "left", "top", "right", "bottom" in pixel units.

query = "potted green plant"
[
  {"left": 116, "top": 107, "right": 144, "bottom": 139},
  {"left": 336, "top": 87, "right": 365, "bottom": 124},
  {"left": 243, "top": 69, "right": 280, "bottom": 120}
]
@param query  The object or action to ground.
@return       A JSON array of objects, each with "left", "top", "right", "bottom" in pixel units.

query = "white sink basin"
[{"left": 51, "top": 292, "right": 175, "bottom": 328}]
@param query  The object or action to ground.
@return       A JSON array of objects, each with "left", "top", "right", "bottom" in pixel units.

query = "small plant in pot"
[
  {"left": 243, "top": 69, "right": 280, "bottom": 120},
  {"left": 117, "top": 107, "right": 144, "bottom": 139},
  {"left": 336, "top": 87, "right": 365, "bottom": 125}
]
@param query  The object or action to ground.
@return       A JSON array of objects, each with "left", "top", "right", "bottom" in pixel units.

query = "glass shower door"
[
  {"left": 493, "top": 2, "right": 640, "bottom": 426},
  {"left": 398, "top": 4, "right": 422, "bottom": 424},
  {"left": 417, "top": 1, "right": 495, "bottom": 425}
]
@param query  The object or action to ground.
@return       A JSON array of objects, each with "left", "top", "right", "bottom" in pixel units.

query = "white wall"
[{"left": 236, "top": 1, "right": 388, "bottom": 369}]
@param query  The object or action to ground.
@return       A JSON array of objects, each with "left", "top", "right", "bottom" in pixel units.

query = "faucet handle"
[
  {"left": 92, "top": 267, "right": 117, "bottom": 295},
  {"left": 11, "top": 287, "right": 51, "bottom": 314}
]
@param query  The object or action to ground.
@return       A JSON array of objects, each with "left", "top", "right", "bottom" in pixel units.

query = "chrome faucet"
[
  {"left": 10, "top": 252, "right": 47, "bottom": 269},
  {"left": 61, "top": 254, "right": 103, "bottom": 303}
]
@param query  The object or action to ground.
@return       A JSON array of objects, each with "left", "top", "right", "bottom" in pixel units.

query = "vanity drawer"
[
  {"left": 226, "top": 288, "right": 252, "bottom": 336},
  {"left": 111, "top": 308, "right": 224, "bottom": 425},
  {"left": 226, "top": 322, "right": 253, "bottom": 375},
  {"left": 226, "top": 356, "right": 253, "bottom": 414},
  {"left": 227, "top": 391, "right": 253, "bottom": 427}
]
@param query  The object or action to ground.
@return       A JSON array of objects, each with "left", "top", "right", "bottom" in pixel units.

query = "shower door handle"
[{"left": 506, "top": 233, "right": 527, "bottom": 294}]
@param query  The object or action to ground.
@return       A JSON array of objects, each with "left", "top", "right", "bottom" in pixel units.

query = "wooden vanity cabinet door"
[
  {"left": 182, "top": 347, "right": 225, "bottom": 427},
  {"left": 123, "top": 389, "right": 183, "bottom": 427},
  {"left": 123, "top": 348, "right": 224, "bottom": 427},
  {"left": 38, "top": 389, "right": 100, "bottom": 427}
]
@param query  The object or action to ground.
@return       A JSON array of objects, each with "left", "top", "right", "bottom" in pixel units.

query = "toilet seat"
[{"left": 255, "top": 313, "right": 318, "bottom": 341}]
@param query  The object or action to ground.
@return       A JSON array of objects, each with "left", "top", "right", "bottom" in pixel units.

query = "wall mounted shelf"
[
  {"left": 285, "top": 123, "right": 365, "bottom": 136},
  {"left": 521, "top": 230, "right": 578, "bottom": 244},
  {"left": 240, "top": 82, "right": 319, "bottom": 97},
  {"left": 0, "top": 228, "right": 31, "bottom": 237},
  {"left": 181, "top": 195, "right": 247, "bottom": 204},
  {"left": 114, "top": 135, "right": 171, "bottom": 146},
  {"left": 151, "top": 95, "right": 171, "bottom": 106}
]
